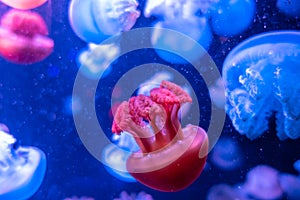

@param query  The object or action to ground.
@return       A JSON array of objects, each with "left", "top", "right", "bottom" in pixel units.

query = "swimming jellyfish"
[
  {"left": 279, "top": 173, "right": 300, "bottom": 200},
  {"left": 102, "top": 132, "right": 139, "bottom": 182},
  {"left": 0, "top": 9, "right": 54, "bottom": 64},
  {"left": 210, "top": 0, "right": 256, "bottom": 37},
  {"left": 277, "top": 0, "right": 300, "bottom": 17},
  {"left": 145, "top": 0, "right": 212, "bottom": 64},
  {"left": 223, "top": 30, "right": 300, "bottom": 140},
  {"left": 0, "top": 129, "right": 46, "bottom": 199},
  {"left": 1, "top": 0, "right": 48, "bottom": 10},
  {"left": 68, "top": 0, "right": 140, "bottom": 43},
  {"left": 112, "top": 80, "right": 208, "bottom": 192},
  {"left": 242, "top": 165, "right": 283, "bottom": 200},
  {"left": 77, "top": 43, "right": 120, "bottom": 79}
]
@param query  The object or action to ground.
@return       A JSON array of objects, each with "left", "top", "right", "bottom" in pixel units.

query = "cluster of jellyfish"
[
  {"left": 0, "top": 124, "right": 46, "bottom": 199},
  {"left": 207, "top": 162, "right": 300, "bottom": 200},
  {"left": 0, "top": 0, "right": 54, "bottom": 64}
]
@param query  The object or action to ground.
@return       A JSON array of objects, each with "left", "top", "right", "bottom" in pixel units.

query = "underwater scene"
[{"left": 0, "top": 0, "right": 300, "bottom": 199}]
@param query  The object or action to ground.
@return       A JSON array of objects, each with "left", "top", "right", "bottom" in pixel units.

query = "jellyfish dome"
[
  {"left": 68, "top": 0, "right": 140, "bottom": 43},
  {"left": 0, "top": 130, "right": 46, "bottom": 200},
  {"left": 223, "top": 30, "right": 300, "bottom": 140},
  {"left": 0, "top": 9, "right": 54, "bottom": 64},
  {"left": 277, "top": 0, "right": 300, "bottom": 17},
  {"left": 1, "top": 0, "right": 47, "bottom": 10}
]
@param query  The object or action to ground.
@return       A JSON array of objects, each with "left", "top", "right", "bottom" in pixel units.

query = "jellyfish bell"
[
  {"left": 1, "top": 0, "right": 48, "bottom": 10},
  {"left": 0, "top": 9, "right": 54, "bottom": 64},
  {"left": 0, "top": 130, "right": 46, "bottom": 200},
  {"left": 223, "top": 30, "right": 300, "bottom": 140},
  {"left": 112, "top": 81, "right": 208, "bottom": 192},
  {"left": 68, "top": 0, "right": 140, "bottom": 43}
]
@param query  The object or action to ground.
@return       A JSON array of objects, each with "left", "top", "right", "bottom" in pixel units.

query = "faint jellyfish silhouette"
[
  {"left": 242, "top": 165, "right": 283, "bottom": 200},
  {"left": 277, "top": 0, "right": 300, "bottom": 17},
  {"left": 77, "top": 43, "right": 120, "bottom": 79},
  {"left": 210, "top": 137, "right": 243, "bottom": 170},
  {"left": 68, "top": 0, "right": 140, "bottom": 43},
  {"left": 114, "top": 191, "right": 154, "bottom": 200},
  {"left": 207, "top": 184, "right": 248, "bottom": 200},
  {"left": 145, "top": 0, "right": 212, "bottom": 64},
  {"left": 0, "top": 9, "right": 54, "bottom": 64},
  {"left": 0, "top": 129, "right": 46, "bottom": 200},
  {"left": 208, "top": 78, "right": 226, "bottom": 109},
  {"left": 223, "top": 30, "right": 300, "bottom": 140},
  {"left": 1, "top": 0, "right": 48, "bottom": 10},
  {"left": 294, "top": 160, "right": 300, "bottom": 174},
  {"left": 279, "top": 173, "right": 300, "bottom": 200},
  {"left": 102, "top": 132, "right": 139, "bottom": 182},
  {"left": 210, "top": 0, "right": 256, "bottom": 37}
]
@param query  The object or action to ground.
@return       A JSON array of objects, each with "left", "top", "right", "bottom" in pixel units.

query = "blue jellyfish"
[
  {"left": 68, "top": 0, "right": 140, "bottom": 43},
  {"left": 210, "top": 0, "right": 256, "bottom": 37},
  {"left": 279, "top": 173, "right": 300, "bottom": 200},
  {"left": 223, "top": 30, "right": 300, "bottom": 140},
  {"left": 0, "top": 130, "right": 46, "bottom": 200},
  {"left": 144, "top": 0, "right": 213, "bottom": 64},
  {"left": 77, "top": 43, "right": 120, "bottom": 79},
  {"left": 277, "top": 0, "right": 300, "bottom": 17},
  {"left": 102, "top": 132, "right": 139, "bottom": 182}
]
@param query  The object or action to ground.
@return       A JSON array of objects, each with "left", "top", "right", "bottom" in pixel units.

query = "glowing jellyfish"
[
  {"left": 210, "top": 137, "right": 242, "bottom": 170},
  {"left": 0, "top": 130, "right": 46, "bottom": 200},
  {"left": 0, "top": 9, "right": 54, "bottom": 64},
  {"left": 102, "top": 132, "right": 139, "bottom": 182},
  {"left": 279, "top": 173, "right": 300, "bottom": 200},
  {"left": 294, "top": 160, "right": 300, "bottom": 174},
  {"left": 1, "top": 0, "right": 47, "bottom": 10},
  {"left": 223, "top": 30, "right": 300, "bottom": 140},
  {"left": 207, "top": 184, "right": 247, "bottom": 200},
  {"left": 77, "top": 43, "right": 120, "bottom": 79},
  {"left": 210, "top": 0, "right": 256, "bottom": 37},
  {"left": 68, "top": 0, "right": 140, "bottom": 43},
  {"left": 277, "top": 0, "right": 300, "bottom": 17},
  {"left": 114, "top": 191, "right": 153, "bottom": 200},
  {"left": 112, "top": 80, "right": 208, "bottom": 192},
  {"left": 145, "top": 0, "right": 212, "bottom": 64},
  {"left": 242, "top": 165, "right": 283, "bottom": 200}
]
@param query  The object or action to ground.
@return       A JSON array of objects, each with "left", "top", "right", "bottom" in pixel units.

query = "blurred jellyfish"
[
  {"left": 77, "top": 43, "right": 120, "bottom": 79},
  {"left": 68, "top": 0, "right": 140, "bottom": 43},
  {"left": 223, "top": 30, "right": 300, "bottom": 140},
  {"left": 137, "top": 72, "right": 173, "bottom": 96},
  {"left": 210, "top": 137, "right": 243, "bottom": 170},
  {"left": 114, "top": 191, "right": 154, "bottom": 200},
  {"left": 145, "top": 0, "right": 212, "bottom": 64},
  {"left": 277, "top": 0, "right": 300, "bottom": 17},
  {"left": 242, "top": 165, "right": 283, "bottom": 200},
  {"left": 208, "top": 78, "right": 226, "bottom": 109},
  {"left": 207, "top": 184, "right": 248, "bottom": 200},
  {"left": 1, "top": 0, "right": 48, "bottom": 10},
  {"left": 279, "top": 173, "right": 300, "bottom": 200},
  {"left": 210, "top": 0, "right": 256, "bottom": 37},
  {"left": 64, "top": 196, "right": 95, "bottom": 200},
  {"left": 294, "top": 160, "right": 300, "bottom": 174},
  {"left": 0, "top": 129, "right": 46, "bottom": 200},
  {"left": 102, "top": 132, "right": 139, "bottom": 182}
]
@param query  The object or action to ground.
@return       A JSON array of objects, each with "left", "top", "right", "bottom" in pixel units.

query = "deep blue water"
[{"left": 0, "top": 0, "right": 299, "bottom": 199}]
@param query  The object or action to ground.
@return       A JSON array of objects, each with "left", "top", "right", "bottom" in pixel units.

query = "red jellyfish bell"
[
  {"left": 0, "top": 9, "right": 54, "bottom": 64},
  {"left": 112, "top": 81, "right": 208, "bottom": 192}
]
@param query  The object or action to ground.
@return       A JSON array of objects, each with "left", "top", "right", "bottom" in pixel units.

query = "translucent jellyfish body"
[
  {"left": 0, "top": 9, "right": 54, "bottom": 64},
  {"left": 68, "top": 0, "right": 140, "bottom": 43},
  {"left": 102, "top": 132, "right": 139, "bottom": 182},
  {"left": 0, "top": 130, "right": 46, "bottom": 200},
  {"left": 242, "top": 165, "right": 283, "bottom": 200},
  {"left": 1, "top": 0, "right": 47, "bottom": 10},
  {"left": 210, "top": 0, "right": 256, "bottom": 37},
  {"left": 277, "top": 0, "right": 300, "bottom": 17},
  {"left": 77, "top": 43, "right": 120, "bottom": 79},
  {"left": 223, "top": 30, "right": 300, "bottom": 140}
]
